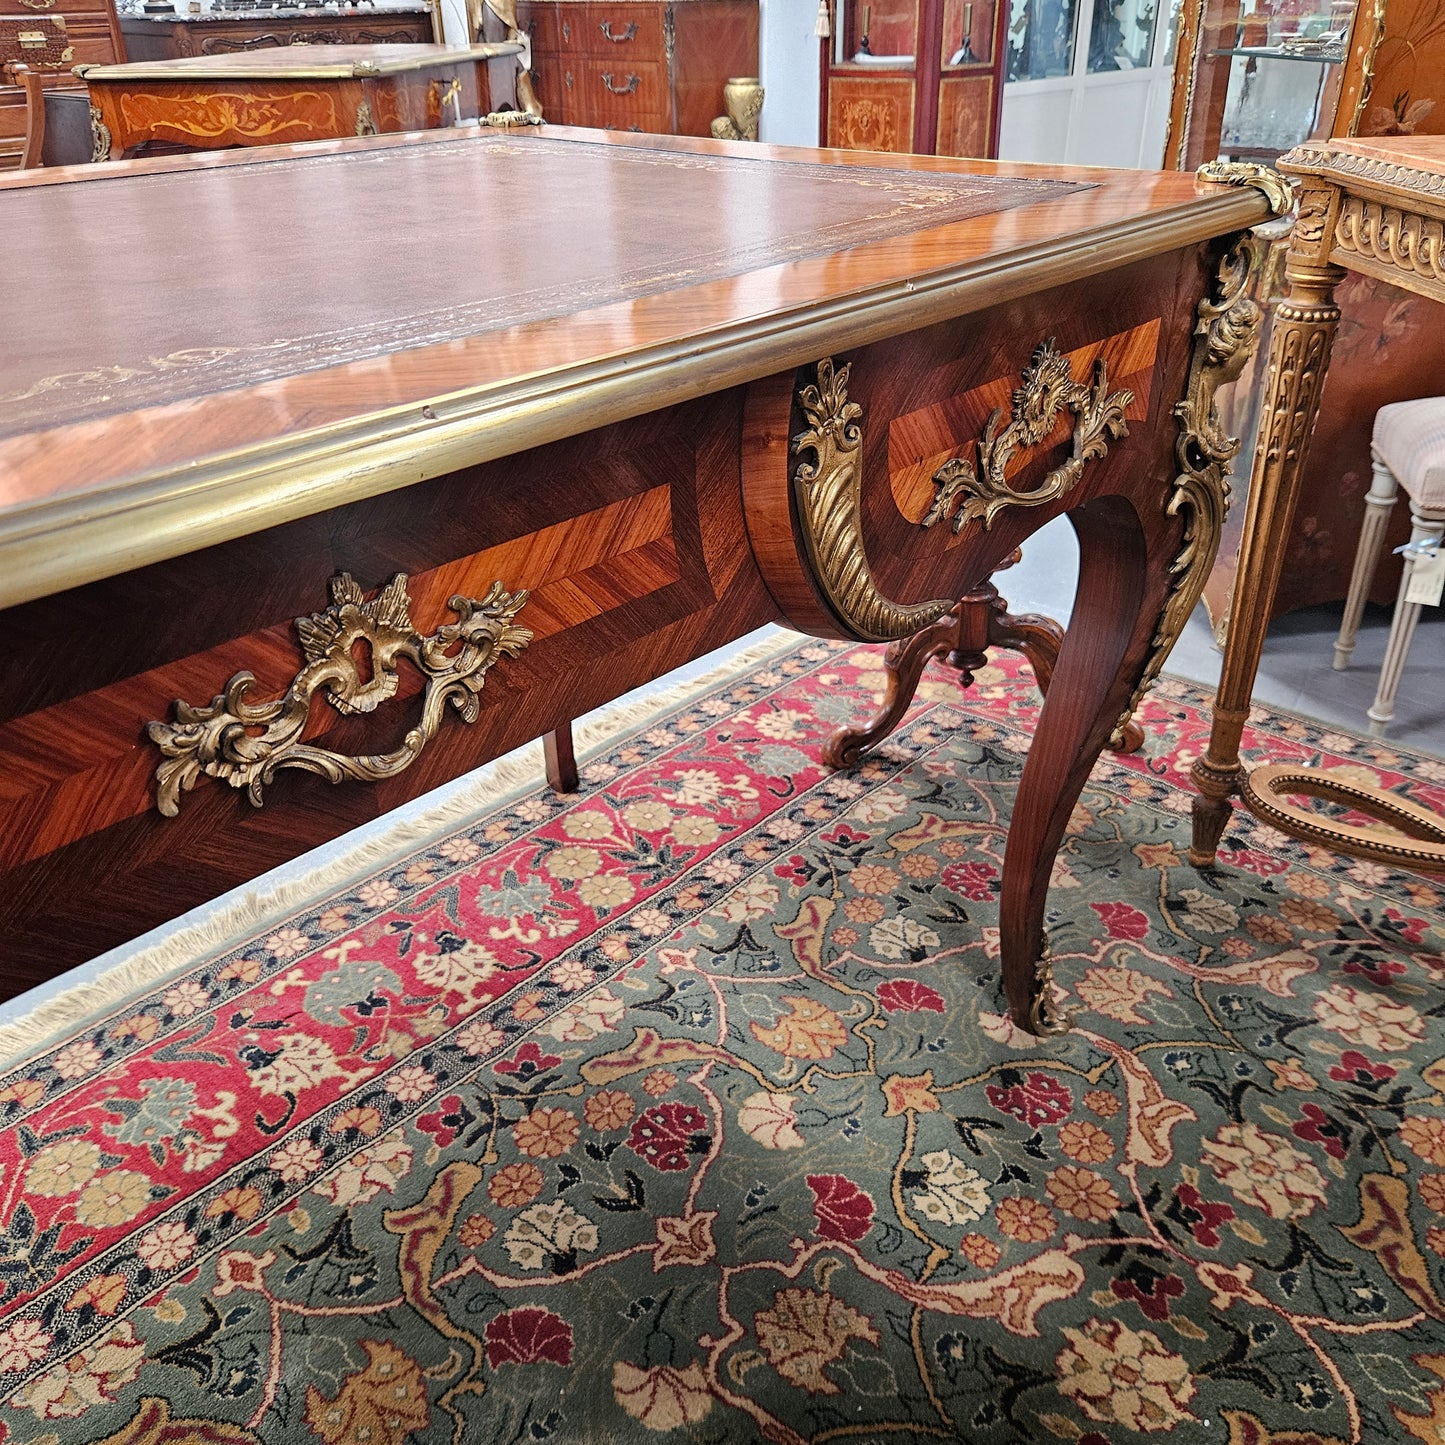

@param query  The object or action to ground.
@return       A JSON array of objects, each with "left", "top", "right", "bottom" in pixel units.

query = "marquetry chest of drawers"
[
  {"left": 516, "top": 0, "right": 756, "bottom": 136},
  {"left": 0, "top": 0, "right": 124, "bottom": 168}
]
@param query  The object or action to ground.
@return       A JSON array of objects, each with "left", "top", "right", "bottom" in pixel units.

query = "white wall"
[
  {"left": 759, "top": 0, "right": 823, "bottom": 146},
  {"left": 439, "top": 0, "right": 468, "bottom": 44}
]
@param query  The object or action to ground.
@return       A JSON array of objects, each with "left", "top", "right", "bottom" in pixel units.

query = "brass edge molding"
[
  {"left": 921, "top": 339, "right": 1132, "bottom": 533},
  {"left": 1335, "top": 197, "right": 1445, "bottom": 292},
  {"left": 1240, "top": 764, "right": 1445, "bottom": 873},
  {"left": 1112, "top": 232, "right": 1265, "bottom": 742},
  {"left": 0, "top": 193, "right": 1269, "bottom": 612},
  {"left": 1195, "top": 160, "right": 1294, "bottom": 219},
  {"left": 791, "top": 359, "right": 954, "bottom": 642},
  {"left": 147, "top": 573, "right": 531, "bottom": 816}
]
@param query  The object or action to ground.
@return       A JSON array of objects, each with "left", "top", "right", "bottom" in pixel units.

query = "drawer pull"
[
  {"left": 598, "top": 19, "right": 637, "bottom": 41},
  {"left": 564, "top": 68, "right": 573, "bottom": 87},
  {"left": 147, "top": 573, "right": 532, "bottom": 815},
  {"left": 561, "top": 18, "right": 569, "bottom": 40},
  {"left": 601, "top": 70, "right": 640, "bottom": 94},
  {"left": 18, "top": 0, "right": 58, "bottom": 10}
]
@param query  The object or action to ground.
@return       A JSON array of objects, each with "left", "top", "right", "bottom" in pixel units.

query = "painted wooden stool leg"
[
  {"left": 1366, "top": 500, "right": 1445, "bottom": 736},
  {"left": 545, "top": 723, "right": 579, "bottom": 793},
  {"left": 1334, "top": 454, "right": 1398, "bottom": 670}
]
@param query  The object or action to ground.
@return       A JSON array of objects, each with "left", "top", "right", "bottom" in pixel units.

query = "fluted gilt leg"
[{"left": 1191, "top": 229, "right": 1345, "bottom": 867}]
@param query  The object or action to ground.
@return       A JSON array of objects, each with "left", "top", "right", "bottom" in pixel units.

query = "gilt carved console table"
[
  {"left": 0, "top": 127, "right": 1278, "bottom": 1031},
  {"left": 1190, "top": 136, "right": 1445, "bottom": 875}
]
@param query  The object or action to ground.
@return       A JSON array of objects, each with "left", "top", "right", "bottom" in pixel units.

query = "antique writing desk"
[
  {"left": 78, "top": 43, "right": 521, "bottom": 157},
  {"left": 0, "top": 128, "right": 1277, "bottom": 1032},
  {"left": 1191, "top": 135, "right": 1445, "bottom": 873}
]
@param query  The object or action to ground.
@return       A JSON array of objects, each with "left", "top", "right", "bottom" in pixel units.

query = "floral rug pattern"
[{"left": 2, "top": 640, "right": 1445, "bottom": 1445}]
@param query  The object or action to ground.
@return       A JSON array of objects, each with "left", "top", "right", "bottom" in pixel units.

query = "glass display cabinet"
[
  {"left": 821, "top": 0, "right": 1011, "bottom": 156},
  {"left": 1163, "top": 0, "right": 1379, "bottom": 168},
  {"left": 1162, "top": 0, "right": 1423, "bottom": 640}
]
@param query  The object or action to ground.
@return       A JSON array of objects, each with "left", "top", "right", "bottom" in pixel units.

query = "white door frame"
[{"left": 999, "top": 0, "right": 1178, "bottom": 166}]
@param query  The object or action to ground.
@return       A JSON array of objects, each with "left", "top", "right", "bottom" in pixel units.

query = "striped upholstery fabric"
[{"left": 1374, "top": 399, "right": 1445, "bottom": 506}]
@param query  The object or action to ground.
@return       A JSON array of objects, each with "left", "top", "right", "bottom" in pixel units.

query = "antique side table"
[
  {"left": 1190, "top": 135, "right": 1445, "bottom": 873},
  {"left": 78, "top": 41, "right": 520, "bottom": 155}
]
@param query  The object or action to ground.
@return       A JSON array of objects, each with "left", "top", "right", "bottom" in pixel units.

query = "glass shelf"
[{"left": 1211, "top": 44, "right": 1344, "bottom": 62}]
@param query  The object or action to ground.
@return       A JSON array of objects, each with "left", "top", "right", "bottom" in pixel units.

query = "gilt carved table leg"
[{"left": 1189, "top": 210, "right": 1344, "bottom": 864}]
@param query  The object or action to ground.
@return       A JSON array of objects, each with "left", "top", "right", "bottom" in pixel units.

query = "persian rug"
[{"left": 2, "top": 638, "right": 1445, "bottom": 1445}]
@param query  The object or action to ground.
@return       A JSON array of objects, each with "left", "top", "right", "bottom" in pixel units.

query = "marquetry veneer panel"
[{"left": 0, "top": 394, "right": 773, "bottom": 987}]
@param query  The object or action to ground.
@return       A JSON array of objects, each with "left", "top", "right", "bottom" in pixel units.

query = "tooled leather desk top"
[
  {"left": 0, "top": 127, "right": 1272, "bottom": 608},
  {"left": 1, "top": 133, "right": 1081, "bottom": 439}
]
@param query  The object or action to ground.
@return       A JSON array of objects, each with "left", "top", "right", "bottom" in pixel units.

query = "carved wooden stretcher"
[{"left": 0, "top": 128, "right": 1280, "bottom": 1031}]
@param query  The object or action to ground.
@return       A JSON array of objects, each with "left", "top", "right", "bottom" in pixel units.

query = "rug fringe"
[{"left": 0, "top": 627, "right": 811, "bottom": 1069}]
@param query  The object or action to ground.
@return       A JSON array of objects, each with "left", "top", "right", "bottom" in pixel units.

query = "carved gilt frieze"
[{"left": 1334, "top": 197, "right": 1445, "bottom": 296}]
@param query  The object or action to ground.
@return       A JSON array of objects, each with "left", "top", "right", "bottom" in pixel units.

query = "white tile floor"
[{"left": 1004, "top": 515, "right": 1444, "bottom": 758}]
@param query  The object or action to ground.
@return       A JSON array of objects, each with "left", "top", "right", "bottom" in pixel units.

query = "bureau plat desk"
[{"left": 0, "top": 126, "right": 1279, "bottom": 1032}]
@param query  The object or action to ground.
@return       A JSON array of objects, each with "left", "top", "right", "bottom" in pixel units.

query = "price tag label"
[{"left": 1405, "top": 547, "right": 1445, "bottom": 608}]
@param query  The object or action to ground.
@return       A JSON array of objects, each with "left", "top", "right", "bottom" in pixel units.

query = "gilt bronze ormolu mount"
[{"left": 147, "top": 573, "right": 531, "bottom": 816}]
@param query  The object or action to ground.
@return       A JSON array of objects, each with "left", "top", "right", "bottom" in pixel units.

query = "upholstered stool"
[{"left": 1333, "top": 398, "right": 1445, "bottom": 736}]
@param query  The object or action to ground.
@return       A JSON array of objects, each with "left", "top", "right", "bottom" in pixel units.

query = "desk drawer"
[
  {"left": 602, "top": 108, "right": 668, "bottom": 132},
  {"left": 0, "top": 392, "right": 772, "bottom": 991},
  {"left": 554, "top": 3, "right": 587, "bottom": 53},
  {"left": 580, "top": 57, "right": 667, "bottom": 121},
  {"left": 521, "top": 0, "right": 560, "bottom": 52},
  {"left": 530, "top": 52, "right": 576, "bottom": 122},
  {"left": 585, "top": 2, "right": 666, "bottom": 59}
]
